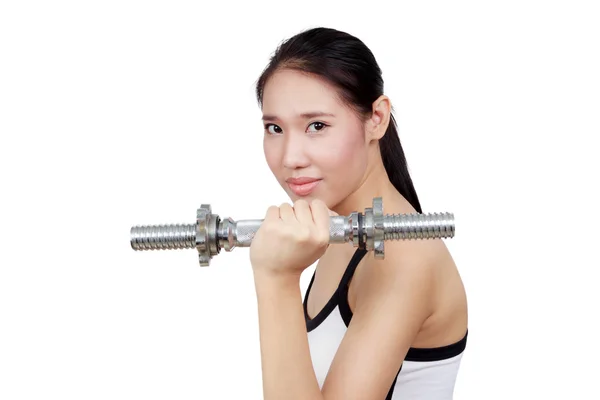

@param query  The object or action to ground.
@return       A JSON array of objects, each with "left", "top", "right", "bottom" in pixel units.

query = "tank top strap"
[
  {"left": 337, "top": 248, "right": 368, "bottom": 291},
  {"left": 304, "top": 248, "right": 368, "bottom": 332},
  {"left": 335, "top": 248, "right": 368, "bottom": 328}
]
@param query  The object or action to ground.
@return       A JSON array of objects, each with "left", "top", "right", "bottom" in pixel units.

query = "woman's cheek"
[
  {"left": 263, "top": 143, "right": 282, "bottom": 176},
  {"left": 319, "top": 129, "right": 366, "bottom": 172},
  {"left": 317, "top": 142, "right": 367, "bottom": 190}
]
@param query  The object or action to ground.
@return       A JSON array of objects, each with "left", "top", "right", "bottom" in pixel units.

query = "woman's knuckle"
[
  {"left": 294, "top": 199, "right": 308, "bottom": 207},
  {"left": 319, "top": 232, "right": 329, "bottom": 246}
]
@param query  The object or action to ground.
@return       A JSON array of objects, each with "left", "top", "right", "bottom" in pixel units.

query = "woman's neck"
[{"left": 332, "top": 159, "right": 416, "bottom": 218}]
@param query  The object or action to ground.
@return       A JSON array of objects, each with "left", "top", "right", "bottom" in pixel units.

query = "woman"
[{"left": 249, "top": 27, "right": 468, "bottom": 400}]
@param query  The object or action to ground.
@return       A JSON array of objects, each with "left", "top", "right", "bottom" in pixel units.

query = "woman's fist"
[{"left": 250, "top": 198, "right": 332, "bottom": 279}]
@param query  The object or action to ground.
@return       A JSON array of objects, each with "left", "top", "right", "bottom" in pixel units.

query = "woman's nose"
[{"left": 281, "top": 133, "right": 310, "bottom": 170}]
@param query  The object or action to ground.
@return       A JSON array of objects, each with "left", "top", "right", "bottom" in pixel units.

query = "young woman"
[{"left": 249, "top": 27, "right": 468, "bottom": 400}]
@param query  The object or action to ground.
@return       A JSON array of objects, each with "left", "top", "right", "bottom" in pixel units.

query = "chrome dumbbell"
[{"left": 130, "top": 197, "right": 455, "bottom": 266}]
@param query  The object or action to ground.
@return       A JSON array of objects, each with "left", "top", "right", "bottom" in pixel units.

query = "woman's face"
[{"left": 261, "top": 69, "right": 370, "bottom": 209}]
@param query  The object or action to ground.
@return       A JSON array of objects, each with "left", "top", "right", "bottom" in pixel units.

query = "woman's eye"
[
  {"left": 265, "top": 124, "right": 282, "bottom": 134},
  {"left": 307, "top": 122, "right": 327, "bottom": 132}
]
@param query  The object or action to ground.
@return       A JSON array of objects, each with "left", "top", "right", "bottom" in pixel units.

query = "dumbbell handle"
[
  {"left": 230, "top": 217, "right": 350, "bottom": 247},
  {"left": 130, "top": 197, "right": 455, "bottom": 266}
]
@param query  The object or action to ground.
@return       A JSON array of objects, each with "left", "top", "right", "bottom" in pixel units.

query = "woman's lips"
[{"left": 286, "top": 179, "right": 321, "bottom": 196}]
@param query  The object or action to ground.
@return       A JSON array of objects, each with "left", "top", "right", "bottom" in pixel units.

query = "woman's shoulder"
[
  {"left": 352, "top": 194, "right": 461, "bottom": 303},
  {"left": 353, "top": 236, "right": 445, "bottom": 304},
  {"left": 351, "top": 233, "right": 468, "bottom": 347}
]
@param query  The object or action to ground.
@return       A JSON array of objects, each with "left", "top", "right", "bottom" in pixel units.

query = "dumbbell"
[{"left": 130, "top": 197, "right": 455, "bottom": 266}]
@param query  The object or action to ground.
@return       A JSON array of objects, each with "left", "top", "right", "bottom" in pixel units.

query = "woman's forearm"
[{"left": 253, "top": 272, "right": 323, "bottom": 400}]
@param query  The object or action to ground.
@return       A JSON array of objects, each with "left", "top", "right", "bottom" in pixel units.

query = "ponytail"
[{"left": 379, "top": 113, "right": 422, "bottom": 213}]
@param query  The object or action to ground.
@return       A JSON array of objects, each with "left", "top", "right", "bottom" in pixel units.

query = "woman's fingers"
[
  {"left": 310, "top": 199, "right": 331, "bottom": 246},
  {"left": 279, "top": 202, "right": 295, "bottom": 222},
  {"left": 270, "top": 200, "right": 330, "bottom": 246},
  {"left": 292, "top": 199, "right": 313, "bottom": 225},
  {"left": 264, "top": 205, "right": 280, "bottom": 221}
]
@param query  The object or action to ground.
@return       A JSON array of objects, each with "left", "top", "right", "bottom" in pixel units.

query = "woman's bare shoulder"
[{"left": 352, "top": 228, "right": 467, "bottom": 347}]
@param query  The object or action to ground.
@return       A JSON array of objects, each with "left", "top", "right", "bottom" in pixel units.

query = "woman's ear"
[{"left": 365, "top": 95, "right": 391, "bottom": 142}]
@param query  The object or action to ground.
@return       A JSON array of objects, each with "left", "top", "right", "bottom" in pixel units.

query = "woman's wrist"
[{"left": 252, "top": 268, "right": 301, "bottom": 291}]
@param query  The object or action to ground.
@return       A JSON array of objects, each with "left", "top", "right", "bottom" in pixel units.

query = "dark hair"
[{"left": 255, "top": 27, "right": 422, "bottom": 213}]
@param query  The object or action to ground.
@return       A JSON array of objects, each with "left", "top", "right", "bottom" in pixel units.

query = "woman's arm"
[
  {"left": 249, "top": 199, "right": 435, "bottom": 399},
  {"left": 320, "top": 240, "right": 435, "bottom": 399},
  {"left": 253, "top": 239, "right": 435, "bottom": 400},
  {"left": 253, "top": 271, "right": 323, "bottom": 400}
]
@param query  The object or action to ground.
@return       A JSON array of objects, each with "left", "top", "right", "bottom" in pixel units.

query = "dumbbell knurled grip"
[{"left": 232, "top": 217, "right": 348, "bottom": 247}]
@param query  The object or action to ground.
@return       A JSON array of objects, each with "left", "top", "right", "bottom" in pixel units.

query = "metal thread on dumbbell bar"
[
  {"left": 130, "top": 197, "right": 455, "bottom": 267},
  {"left": 130, "top": 224, "right": 196, "bottom": 250},
  {"left": 383, "top": 213, "right": 454, "bottom": 240}
]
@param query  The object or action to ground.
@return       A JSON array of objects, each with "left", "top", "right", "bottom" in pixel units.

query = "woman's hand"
[{"left": 250, "top": 198, "right": 335, "bottom": 280}]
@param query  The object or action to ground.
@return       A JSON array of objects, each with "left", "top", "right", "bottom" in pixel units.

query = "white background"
[{"left": 1, "top": 1, "right": 599, "bottom": 398}]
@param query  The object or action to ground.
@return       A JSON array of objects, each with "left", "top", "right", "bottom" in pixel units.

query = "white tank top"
[{"left": 303, "top": 249, "right": 468, "bottom": 399}]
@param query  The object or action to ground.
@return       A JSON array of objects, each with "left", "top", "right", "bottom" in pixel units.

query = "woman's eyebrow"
[{"left": 262, "top": 111, "right": 335, "bottom": 121}]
